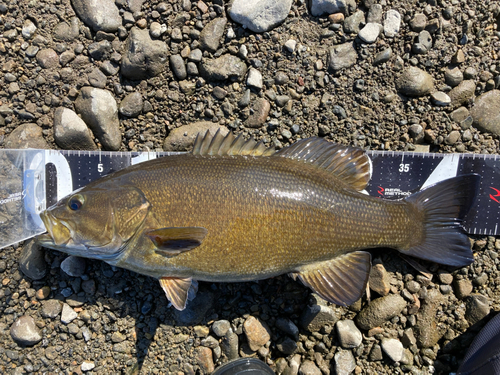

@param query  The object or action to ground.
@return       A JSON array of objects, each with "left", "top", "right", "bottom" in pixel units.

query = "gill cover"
[{"left": 40, "top": 186, "right": 150, "bottom": 257}]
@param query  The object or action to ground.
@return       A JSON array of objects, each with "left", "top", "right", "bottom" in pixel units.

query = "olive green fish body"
[
  {"left": 112, "top": 155, "right": 416, "bottom": 281},
  {"left": 38, "top": 131, "right": 480, "bottom": 310}
]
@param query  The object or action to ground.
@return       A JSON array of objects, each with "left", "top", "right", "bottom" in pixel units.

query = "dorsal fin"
[
  {"left": 191, "top": 129, "right": 275, "bottom": 156},
  {"left": 276, "top": 138, "right": 372, "bottom": 191}
]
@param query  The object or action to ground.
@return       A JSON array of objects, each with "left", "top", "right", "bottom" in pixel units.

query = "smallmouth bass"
[{"left": 38, "top": 131, "right": 480, "bottom": 310}]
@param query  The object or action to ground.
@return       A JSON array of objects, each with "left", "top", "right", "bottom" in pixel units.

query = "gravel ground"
[{"left": 1, "top": 0, "right": 500, "bottom": 374}]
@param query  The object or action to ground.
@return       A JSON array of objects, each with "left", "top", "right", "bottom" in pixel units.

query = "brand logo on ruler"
[
  {"left": 489, "top": 187, "right": 500, "bottom": 204},
  {"left": 377, "top": 186, "right": 384, "bottom": 197}
]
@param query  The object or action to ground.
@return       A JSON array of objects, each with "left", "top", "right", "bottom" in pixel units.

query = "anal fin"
[
  {"left": 159, "top": 277, "right": 196, "bottom": 310},
  {"left": 290, "top": 251, "right": 372, "bottom": 306}
]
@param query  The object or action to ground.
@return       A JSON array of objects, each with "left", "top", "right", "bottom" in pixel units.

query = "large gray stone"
[
  {"left": 121, "top": 27, "right": 169, "bottom": 80},
  {"left": 4, "top": 123, "right": 49, "bottom": 149},
  {"left": 10, "top": 316, "right": 42, "bottom": 346},
  {"left": 301, "top": 304, "right": 339, "bottom": 332},
  {"left": 449, "top": 80, "right": 476, "bottom": 106},
  {"left": 328, "top": 42, "right": 357, "bottom": 71},
  {"left": 54, "top": 107, "right": 98, "bottom": 150},
  {"left": 356, "top": 294, "right": 406, "bottom": 330},
  {"left": 74, "top": 87, "right": 121, "bottom": 151},
  {"left": 470, "top": 90, "right": 500, "bottom": 136},
  {"left": 310, "top": 0, "right": 356, "bottom": 17},
  {"left": 200, "top": 17, "right": 227, "bottom": 53},
  {"left": 396, "top": 67, "right": 434, "bottom": 97},
  {"left": 163, "top": 122, "right": 229, "bottom": 152},
  {"left": 71, "top": 0, "right": 121, "bottom": 32},
  {"left": 199, "top": 54, "right": 247, "bottom": 81},
  {"left": 19, "top": 239, "right": 47, "bottom": 280},
  {"left": 119, "top": 92, "right": 143, "bottom": 118},
  {"left": 229, "top": 0, "right": 293, "bottom": 33}
]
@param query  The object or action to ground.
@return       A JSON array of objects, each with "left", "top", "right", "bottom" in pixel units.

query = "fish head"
[{"left": 38, "top": 185, "right": 150, "bottom": 260}]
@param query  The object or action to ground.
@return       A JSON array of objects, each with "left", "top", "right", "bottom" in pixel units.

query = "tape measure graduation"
[{"left": 0, "top": 148, "right": 499, "bottom": 249}]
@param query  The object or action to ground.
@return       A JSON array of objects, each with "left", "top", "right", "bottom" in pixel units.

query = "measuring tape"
[{"left": 0, "top": 148, "right": 498, "bottom": 249}]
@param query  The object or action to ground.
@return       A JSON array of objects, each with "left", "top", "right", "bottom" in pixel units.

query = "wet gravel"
[{"left": 1, "top": 0, "right": 500, "bottom": 374}]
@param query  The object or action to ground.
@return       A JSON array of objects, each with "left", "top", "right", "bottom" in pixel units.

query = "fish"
[{"left": 37, "top": 130, "right": 480, "bottom": 310}]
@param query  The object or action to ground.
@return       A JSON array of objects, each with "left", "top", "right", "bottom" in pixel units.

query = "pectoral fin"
[
  {"left": 146, "top": 227, "right": 207, "bottom": 255},
  {"left": 159, "top": 277, "right": 196, "bottom": 310},
  {"left": 290, "top": 251, "right": 372, "bottom": 306}
]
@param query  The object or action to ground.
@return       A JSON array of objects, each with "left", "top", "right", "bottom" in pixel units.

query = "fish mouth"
[{"left": 39, "top": 211, "right": 71, "bottom": 247}]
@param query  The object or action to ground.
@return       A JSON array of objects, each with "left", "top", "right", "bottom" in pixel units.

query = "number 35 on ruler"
[{"left": 399, "top": 164, "right": 410, "bottom": 173}]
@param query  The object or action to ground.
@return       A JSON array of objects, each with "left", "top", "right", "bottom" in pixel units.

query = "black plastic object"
[
  {"left": 457, "top": 312, "right": 500, "bottom": 374},
  {"left": 212, "top": 358, "right": 275, "bottom": 375}
]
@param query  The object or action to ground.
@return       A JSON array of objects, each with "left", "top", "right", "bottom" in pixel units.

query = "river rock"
[
  {"left": 200, "top": 17, "right": 227, "bottom": 53},
  {"left": 163, "top": 122, "right": 229, "bottom": 151},
  {"left": 245, "top": 98, "right": 271, "bottom": 128},
  {"left": 449, "top": 80, "right": 476, "bottom": 106},
  {"left": 60, "top": 256, "right": 87, "bottom": 277},
  {"left": 4, "top": 123, "right": 49, "bottom": 149},
  {"left": 10, "top": 316, "right": 42, "bottom": 346},
  {"left": 396, "top": 67, "right": 434, "bottom": 97},
  {"left": 465, "top": 294, "right": 490, "bottom": 325},
  {"left": 53, "top": 17, "right": 80, "bottom": 42},
  {"left": 41, "top": 300, "right": 63, "bottom": 318},
  {"left": 19, "top": 239, "right": 47, "bottom": 280},
  {"left": 71, "top": 0, "right": 121, "bottom": 32},
  {"left": 199, "top": 54, "right": 247, "bottom": 81},
  {"left": 36, "top": 48, "right": 59, "bottom": 69},
  {"left": 301, "top": 303, "right": 339, "bottom": 332},
  {"left": 384, "top": 9, "right": 401, "bottom": 37},
  {"left": 381, "top": 338, "right": 404, "bottom": 362},
  {"left": 358, "top": 23, "right": 381, "bottom": 43},
  {"left": 414, "top": 289, "right": 444, "bottom": 347},
  {"left": 328, "top": 42, "right": 357, "bottom": 71},
  {"left": 344, "top": 10, "right": 365, "bottom": 34},
  {"left": 470, "top": 90, "right": 500, "bottom": 136},
  {"left": 74, "top": 87, "right": 121, "bottom": 151},
  {"left": 334, "top": 350, "right": 356, "bottom": 374},
  {"left": 310, "top": 0, "right": 356, "bottom": 17},
  {"left": 243, "top": 316, "right": 271, "bottom": 351},
  {"left": 229, "top": 0, "right": 293, "bottom": 33},
  {"left": 121, "top": 27, "right": 169, "bottom": 80},
  {"left": 356, "top": 294, "right": 406, "bottom": 330},
  {"left": 54, "top": 107, "right": 98, "bottom": 150},
  {"left": 61, "top": 303, "right": 78, "bottom": 324},
  {"left": 369, "top": 262, "right": 391, "bottom": 296},
  {"left": 119, "top": 92, "right": 143, "bottom": 118},
  {"left": 336, "top": 319, "right": 362, "bottom": 348}
]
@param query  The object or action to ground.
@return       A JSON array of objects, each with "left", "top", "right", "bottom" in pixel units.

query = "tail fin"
[{"left": 404, "top": 174, "right": 480, "bottom": 267}]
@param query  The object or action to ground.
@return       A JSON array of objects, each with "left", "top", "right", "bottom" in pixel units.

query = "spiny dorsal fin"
[
  {"left": 191, "top": 129, "right": 275, "bottom": 156},
  {"left": 276, "top": 138, "right": 372, "bottom": 191},
  {"left": 289, "top": 251, "right": 372, "bottom": 306}
]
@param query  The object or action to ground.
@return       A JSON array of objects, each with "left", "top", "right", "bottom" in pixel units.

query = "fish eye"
[{"left": 68, "top": 195, "right": 84, "bottom": 211}]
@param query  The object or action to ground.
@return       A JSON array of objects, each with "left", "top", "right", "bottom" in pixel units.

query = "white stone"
[
  {"left": 358, "top": 23, "right": 381, "bottom": 44},
  {"left": 247, "top": 68, "right": 263, "bottom": 90},
  {"left": 229, "top": 0, "right": 293, "bottom": 33},
  {"left": 431, "top": 91, "right": 452, "bottom": 106},
  {"left": 61, "top": 303, "right": 78, "bottom": 324},
  {"left": 336, "top": 320, "right": 362, "bottom": 348},
  {"left": 384, "top": 9, "right": 401, "bottom": 37},
  {"left": 22, "top": 20, "right": 37, "bottom": 39},
  {"left": 81, "top": 361, "right": 95, "bottom": 372},
  {"left": 381, "top": 338, "right": 405, "bottom": 362},
  {"left": 284, "top": 39, "right": 297, "bottom": 52}
]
